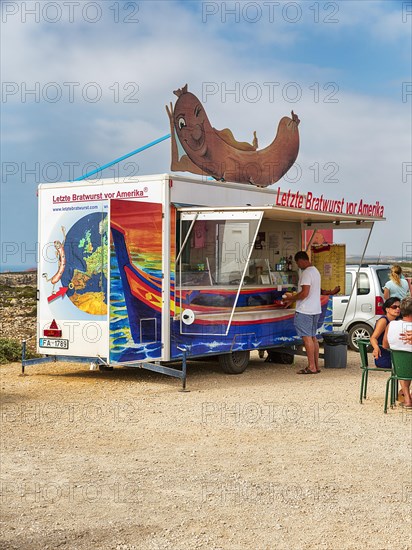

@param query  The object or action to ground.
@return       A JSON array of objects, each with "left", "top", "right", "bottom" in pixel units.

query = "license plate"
[{"left": 39, "top": 338, "right": 69, "bottom": 350}]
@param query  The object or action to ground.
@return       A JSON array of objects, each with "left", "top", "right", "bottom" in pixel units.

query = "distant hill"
[
  {"left": 0, "top": 266, "right": 37, "bottom": 274},
  {"left": 346, "top": 256, "right": 411, "bottom": 265}
]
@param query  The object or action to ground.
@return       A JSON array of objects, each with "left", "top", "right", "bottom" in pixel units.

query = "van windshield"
[{"left": 376, "top": 268, "right": 390, "bottom": 292}]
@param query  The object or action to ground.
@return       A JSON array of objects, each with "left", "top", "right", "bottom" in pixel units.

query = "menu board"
[{"left": 311, "top": 244, "right": 346, "bottom": 294}]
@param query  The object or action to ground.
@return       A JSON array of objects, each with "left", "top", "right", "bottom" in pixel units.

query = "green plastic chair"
[
  {"left": 358, "top": 339, "right": 392, "bottom": 404},
  {"left": 384, "top": 350, "right": 412, "bottom": 413}
]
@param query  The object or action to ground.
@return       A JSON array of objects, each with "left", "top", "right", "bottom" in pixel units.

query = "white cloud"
[{"left": 1, "top": 0, "right": 411, "bottom": 257}]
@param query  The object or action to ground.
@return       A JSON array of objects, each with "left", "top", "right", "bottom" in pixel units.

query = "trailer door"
[
  {"left": 37, "top": 192, "right": 110, "bottom": 358},
  {"left": 109, "top": 199, "right": 164, "bottom": 363},
  {"left": 177, "top": 209, "right": 263, "bottom": 336}
]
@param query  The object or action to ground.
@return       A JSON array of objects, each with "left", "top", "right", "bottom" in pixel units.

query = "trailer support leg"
[
  {"left": 178, "top": 348, "right": 189, "bottom": 392},
  {"left": 21, "top": 340, "right": 26, "bottom": 375}
]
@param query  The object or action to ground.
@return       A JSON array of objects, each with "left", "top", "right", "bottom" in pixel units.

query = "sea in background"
[
  {"left": 2, "top": 256, "right": 410, "bottom": 274},
  {"left": 0, "top": 265, "right": 37, "bottom": 273}
]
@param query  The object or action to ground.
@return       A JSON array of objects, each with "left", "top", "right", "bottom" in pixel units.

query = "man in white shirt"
[
  {"left": 383, "top": 296, "right": 412, "bottom": 408},
  {"left": 283, "top": 251, "right": 321, "bottom": 374}
]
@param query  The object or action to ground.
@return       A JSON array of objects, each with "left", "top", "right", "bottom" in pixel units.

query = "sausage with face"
[
  {"left": 166, "top": 84, "right": 300, "bottom": 187},
  {"left": 42, "top": 226, "right": 66, "bottom": 294}
]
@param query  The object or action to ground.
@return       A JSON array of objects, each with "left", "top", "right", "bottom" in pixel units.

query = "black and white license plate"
[{"left": 39, "top": 338, "right": 69, "bottom": 350}]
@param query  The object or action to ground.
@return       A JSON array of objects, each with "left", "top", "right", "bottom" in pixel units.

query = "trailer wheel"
[{"left": 219, "top": 350, "right": 250, "bottom": 374}]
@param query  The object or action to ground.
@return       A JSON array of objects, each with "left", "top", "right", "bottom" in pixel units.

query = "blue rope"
[{"left": 72, "top": 133, "right": 171, "bottom": 182}]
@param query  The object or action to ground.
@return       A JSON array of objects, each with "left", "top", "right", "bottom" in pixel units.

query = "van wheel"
[
  {"left": 219, "top": 351, "right": 250, "bottom": 374},
  {"left": 348, "top": 324, "right": 373, "bottom": 352}
]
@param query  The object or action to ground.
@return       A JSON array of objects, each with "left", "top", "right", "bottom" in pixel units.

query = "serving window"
[
  {"left": 177, "top": 211, "right": 264, "bottom": 286},
  {"left": 176, "top": 210, "right": 263, "bottom": 335}
]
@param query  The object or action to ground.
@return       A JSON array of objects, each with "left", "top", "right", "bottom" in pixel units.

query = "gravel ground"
[{"left": 1, "top": 351, "right": 411, "bottom": 550}]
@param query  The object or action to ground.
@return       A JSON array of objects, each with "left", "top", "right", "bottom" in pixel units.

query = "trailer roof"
[
  {"left": 38, "top": 173, "right": 385, "bottom": 228},
  {"left": 169, "top": 174, "right": 385, "bottom": 227}
]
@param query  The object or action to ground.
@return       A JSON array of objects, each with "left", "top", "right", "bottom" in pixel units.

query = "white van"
[{"left": 333, "top": 264, "right": 391, "bottom": 350}]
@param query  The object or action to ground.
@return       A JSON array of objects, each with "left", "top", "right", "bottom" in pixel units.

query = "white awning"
[{"left": 177, "top": 204, "right": 383, "bottom": 229}]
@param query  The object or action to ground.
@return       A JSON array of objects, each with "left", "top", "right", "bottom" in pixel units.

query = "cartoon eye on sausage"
[
  {"left": 166, "top": 84, "right": 300, "bottom": 187},
  {"left": 42, "top": 226, "right": 66, "bottom": 294}
]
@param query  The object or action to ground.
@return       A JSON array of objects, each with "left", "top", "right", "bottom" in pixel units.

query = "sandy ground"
[{"left": 0, "top": 350, "right": 411, "bottom": 550}]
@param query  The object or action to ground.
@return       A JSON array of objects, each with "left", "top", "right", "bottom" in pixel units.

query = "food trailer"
[{"left": 26, "top": 173, "right": 384, "bottom": 386}]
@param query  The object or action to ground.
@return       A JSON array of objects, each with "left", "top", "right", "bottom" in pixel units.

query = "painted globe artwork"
[{"left": 60, "top": 212, "right": 108, "bottom": 315}]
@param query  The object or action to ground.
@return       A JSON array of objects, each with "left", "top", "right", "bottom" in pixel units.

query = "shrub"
[
  {"left": 0, "top": 339, "right": 39, "bottom": 364},
  {"left": 27, "top": 307, "right": 37, "bottom": 317},
  {"left": 0, "top": 338, "right": 22, "bottom": 364},
  {"left": 18, "top": 286, "right": 36, "bottom": 299}
]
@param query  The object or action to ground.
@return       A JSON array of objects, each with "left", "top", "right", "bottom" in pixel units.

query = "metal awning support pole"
[
  {"left": 176, "top": 215, "right": 199, "bottom": 327},
  {"left": 358, "top": 222, "right": 375, "bottom": 266},
  {"left": 340, "top": 222, "right": 375, "bottom": 326},
  {"left": 176, "top": 216, "right": 198, "bottom": 265},
  {"left": 225, "top": 212, "right": 264, "bottom": 336},
  {"left": 71, "top": 134, "right": 171, "bottom": 182},
  {"left": 305, "top": 229, "right": 318, "bottom": 252}
]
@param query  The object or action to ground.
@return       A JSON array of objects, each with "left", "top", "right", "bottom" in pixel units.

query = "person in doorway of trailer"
[
  {"left": 321, "top": 286, "right": 340, "bottom": 295},
  {"left": 283, "top": 251, "right": 322, "bottom": 374},
  {"left": 383, "top": 264, "right": 411, "bottom": 300},
  {"left": 370, "top": 296, "right": 401, "bottom": 369}
]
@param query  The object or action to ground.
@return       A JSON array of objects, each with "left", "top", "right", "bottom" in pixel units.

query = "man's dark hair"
[{"left": 294, "top": 251, "right": 309, "bottom": 262}]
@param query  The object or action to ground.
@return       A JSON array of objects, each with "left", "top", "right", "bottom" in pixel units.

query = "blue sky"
[{"left": 1, "top": 0, "right": 411, "bottom": 269}]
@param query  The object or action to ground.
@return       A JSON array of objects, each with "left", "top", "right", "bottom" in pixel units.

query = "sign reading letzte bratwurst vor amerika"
[{"left": 275, "top": 188, "right": 384, "bottom": 218}]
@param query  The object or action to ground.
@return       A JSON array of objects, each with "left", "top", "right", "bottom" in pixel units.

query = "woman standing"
[
  {"left": 383, "top": 265, "right": 410, "bottom": 300},
  {"left": 370, "top": 297, "right": 401, "bottom": 368}
]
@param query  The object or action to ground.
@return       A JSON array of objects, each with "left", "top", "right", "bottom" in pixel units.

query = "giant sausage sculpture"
[{"left": 166, "top": 84, "right": 300, "bottom": 187}]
